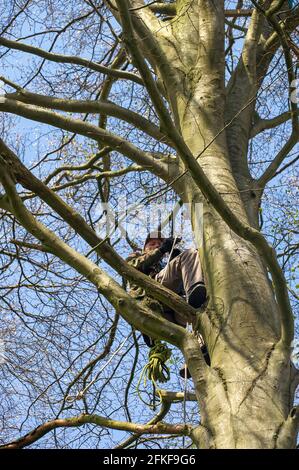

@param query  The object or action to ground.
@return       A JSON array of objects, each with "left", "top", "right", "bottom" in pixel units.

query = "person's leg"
[
  {"left": 155, "top": 255, "right": 186, "bottom": 327},
  {"left": 155, "top": 255, "right": 183, "bottom": 293},
  {"left": 180, "top": 248, "right": 204, "bottom": 294},
  {"left": 155, "top": 248, "right": 203, "bottom": 291},
  {"left": 156, "top": 248, "right": 206, "bottom": 313},
  {"left": 156, "top": 249, "right": 210, "bottom": 375},
  {"left": 179, "top": 248, "right": 206, "bottom": 309}
]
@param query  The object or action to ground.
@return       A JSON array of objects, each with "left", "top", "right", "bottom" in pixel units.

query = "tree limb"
[
  {"left": 0, "top": 138, "right": 198, "bottom": 330},
  {"left": 0, "top": 36, "right": 143, "bottom": 85},
  {"left": 251, "top": 0, "right": 299, "bottom": 187},
  {"left": 148, "top": 3, "right": 253, "bottom": 18},
  {"left": 0, "top": 97, "right": 171, "bottom": 180},
  {"left": 10, "top": 239, "right": 51, "bottom": 253},
  {"left": 251, "top": 110, "right": 299, "bottom": 137},
  {"left": 4, "top": 87, "right": 171, "bottom": 146},
  {"left": 156, "top": 389, "right": 197, "bottom": 403},
  {"left": 0, "top": 412, "right": 190, "bottom": 449},
  {"left": 257, "top": 131, "right": 298, "bottom": 186},
  {"left": 276, "top": 406, "right": 299, "bottom": 448},
  {"left": 115, "top": 400, "right": 172, "bottom": 449}
]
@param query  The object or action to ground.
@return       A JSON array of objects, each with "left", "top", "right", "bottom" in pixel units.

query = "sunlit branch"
[
  {"left": 0, "top": 36, "right": 143, "bottom": 85},
  {"left": 0, "top": 412, "right": 190, "bottom": 449},
  {"left": 0, "top": 97, "right": 170, "bottom": 180},
  {"left": 3, "top": 87, "right": 171, "bottom": 146},
  {"left": 251, "top": 110, "right": 299, "bottom": 137}
]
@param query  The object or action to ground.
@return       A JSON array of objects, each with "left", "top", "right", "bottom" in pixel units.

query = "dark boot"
[{"left": 187, "top": 283, "right": 206, "bottom": 309}]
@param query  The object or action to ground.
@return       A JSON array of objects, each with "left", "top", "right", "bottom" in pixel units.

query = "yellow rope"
[{"left": 137, "top": 340, "right": 172, "bottom": 408}]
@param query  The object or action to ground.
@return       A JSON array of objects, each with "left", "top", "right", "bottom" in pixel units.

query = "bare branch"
[
  {"left": 10, "top": 239, "right": 51, "bottom": 253},
  {"left": 251, "top": 0, "right": 299, "bottom": 187},
  {"left": 251, "top": 110, "right": 299, "bottom": 137},
  {"left": 257, "top": 132, "right": 298, "bottom": 186},
  {"left": 0, "top": 412, "right": 190, "bottom": 449},
  {"left": 0, "top": 97, "right": 171, "bottom": 180},
  {"left": 148, "top": 3, "right": 253, "bottom": 18},
  {"left": 156, "top": 389, "right": 197, "bottom": 403},
  {"left": 0, "top": 138, "right": 198, "bottom": 328},
  {"left": 4, "top": 87, "right": 171, "bottom": 146},
  {"left": 0, "top": 36, "right": 143, "bottom": 85},
  {"left": 116, "top": 400, "right": 171, "bottom": 449},
  {"left": 0, "top": 154, "right": 193, "bottom": 350}
]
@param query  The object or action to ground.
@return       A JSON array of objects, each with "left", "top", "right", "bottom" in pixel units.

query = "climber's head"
[{"left": 143, "top": 232, "right": 165, "bottom": 252}]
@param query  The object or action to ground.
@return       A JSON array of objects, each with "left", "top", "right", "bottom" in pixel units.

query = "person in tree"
[{"left": 126, "top": 232, "right": 210, "bottom": 376}]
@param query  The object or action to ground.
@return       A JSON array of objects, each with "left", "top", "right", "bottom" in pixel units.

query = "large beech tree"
[{"left": 0, "top": 0, "right": 298, "bottom": 449}]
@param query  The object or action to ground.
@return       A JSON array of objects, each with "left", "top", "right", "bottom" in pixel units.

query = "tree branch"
[
  {"left": 148, "top": 3, "right": 253, "bottom": 18},
  {"left": 0, "top": 97, "right": 171, "bottom": 180},
  {"left": 257, "top": 131, "right": 298, "bottom": 186},
  {"left": 251, "top": 0, "right": 299, "bottom": 187},
  {"left": 0, "top": 412, "right": 190, "bottom": 449},
  {"left": 0, "top": 138, "right": 198, "bottom": 330},
  {"left": 148, "top": 2, "right": 176, "bottom": 16},
  {"left": 225, "top": 7, "right": 265, "bottom": 181},
  {"left": 4, "top": 87, "right": 171, "bottom": 146},
  {"left": 10, "top": 239, "right": 51, "bottom": 253},
  {"left": 156, "top": 389, "right": 197, "bottom": 403},
  {"left": 119, "top": 1, "right": 181, "bottom": 98},
  {"left": 276, "top": 406, "right": 299, "bottom": 448},
  {"left": 251, "top": 110, "right": 299, "bottom": 137},
  {"left": 0, "top": 36, "right": 143, "bottom": 85},
  {"left": 115, "top": 400, "right": 172, "bottom": 449},
  {"left": 39, "top": 167, "right": 144, "bottom": 193}
]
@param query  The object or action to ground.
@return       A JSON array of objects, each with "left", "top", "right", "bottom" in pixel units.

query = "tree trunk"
[
  {"left": 183, "top": 189, "right": 297, "bottom": 448},
  {"left": 160, "top": 3, "right": 298, "bottom": 447},
  {"left": 171, "top": 131, "right": 297, "bottom": 447}
]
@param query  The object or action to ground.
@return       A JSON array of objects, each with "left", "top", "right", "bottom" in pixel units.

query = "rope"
[
  {"left": 182, "top": 363, "right": 188, "bottom": 448},
  {"left": 182, "top": 323, "right": 192, "bottom": 447},
  {"left": 137, "top": 340, "right": 172, "bottom": 409},
  {"left": 160, "top": 235, "right": 178, "bottom": 285}
]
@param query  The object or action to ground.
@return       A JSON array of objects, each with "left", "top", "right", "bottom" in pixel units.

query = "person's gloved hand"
[{"left": 160, "top": 237, "right": 181, "bottom": 254}]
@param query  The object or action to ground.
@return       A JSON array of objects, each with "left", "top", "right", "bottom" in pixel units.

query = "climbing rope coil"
[{"left": 137, "top": 340, "right": 172, "bottom": 408}]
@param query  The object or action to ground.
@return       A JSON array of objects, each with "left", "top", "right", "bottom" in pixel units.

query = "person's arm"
[
  {"left": 127, "top": 248, "right": 164, "bottom": 273},
  {"left": 126, "top": 238, "right": 180, "bottom": 273}
]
